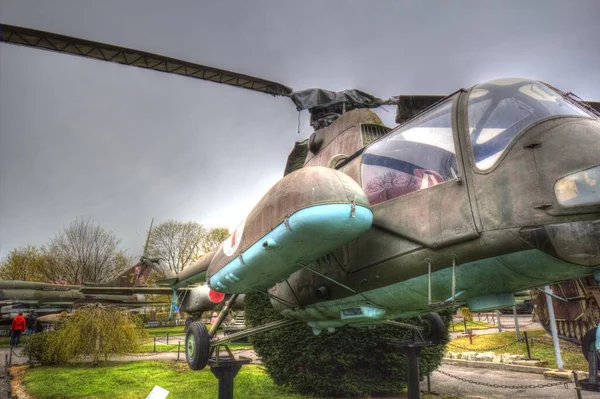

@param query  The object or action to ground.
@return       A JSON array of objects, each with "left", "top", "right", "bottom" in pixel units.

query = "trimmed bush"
[{"left": 245, "top": 292, "right": 452, "bottom": 398}]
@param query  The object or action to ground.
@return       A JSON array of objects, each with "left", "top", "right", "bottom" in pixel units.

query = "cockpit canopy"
[
  {"left": 360, "top": 78, "right": 596, "bottom": 206},
  {"left": 467, "top": 78, "right": 591, "bottom": 170}
]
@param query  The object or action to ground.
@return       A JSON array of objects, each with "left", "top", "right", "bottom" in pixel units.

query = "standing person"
[
  {"left": 10, "top": 312, "right": 26, "bottom": 348},
  {"left": 26, "top": 312, "right": 37, "bottom": 335}
]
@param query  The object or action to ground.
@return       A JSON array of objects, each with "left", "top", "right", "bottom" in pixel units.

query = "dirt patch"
[{"left": 10, "top": 365, "right": 34, "bottom": 399}]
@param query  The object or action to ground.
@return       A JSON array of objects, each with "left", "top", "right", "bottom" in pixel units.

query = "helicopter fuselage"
[{"left": 265, "top": 79, "right": 600, "bottom": 329}]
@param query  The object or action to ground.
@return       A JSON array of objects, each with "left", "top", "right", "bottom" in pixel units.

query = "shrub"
[
  {"left": 245, "top": 292, "right": 452, "bottom": 398},
  {"left": 26, "top": 305, "right": 148, "bottom": 365},
  {"left": 133, "top": 313, "right": 148, "bottom": 325},
  {"left": 155, "top": 312, "right": 171, "bottom": 323},
  {"left": 22, "top": 332, "right": 61, "bottom": 364},
  {"left": 459, "top": 307, "right": 474, "bottom": 321}
]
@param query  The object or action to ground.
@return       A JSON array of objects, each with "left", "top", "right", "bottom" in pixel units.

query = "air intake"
[{"left": 361, "top": 124, "right": 391, "bottom": 146}]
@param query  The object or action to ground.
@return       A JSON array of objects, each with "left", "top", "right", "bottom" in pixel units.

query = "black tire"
[
  {"left": 185, "top": 321, "right": 210, "bottom": 370},
  {"left": 421, "top": 313, "right": 447, "bottom": 345},
  {"left": 184, "top": 317, "right": 194, "bottom": 332}
]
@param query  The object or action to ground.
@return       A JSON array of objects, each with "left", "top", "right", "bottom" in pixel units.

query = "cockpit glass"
[
  {"left": 361, "top": 97, "right": 458, "bottom": 205},
  {"left": 468, "top": 79, "right": 590, "bottom": 170}
]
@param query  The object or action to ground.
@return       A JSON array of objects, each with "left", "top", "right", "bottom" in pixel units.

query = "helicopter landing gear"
[
  {"left": 185, "top": 321, "right": 210, "bottom": 370},
  {"left": 420, "top": 312, "right": 447, "bottom": 345},
  {"left": 575, "top": 326, "right": 600, "bottom": 392},
  {"left": 184, "top": 316, "right": 194, "bottom": 332},
  {"left": 186, "top": 294, "right": 241, "bottom": 371}
]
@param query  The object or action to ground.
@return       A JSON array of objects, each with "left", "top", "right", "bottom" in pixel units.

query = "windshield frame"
[{"left": 461, "top": 80, "right": 594, "bottom": 174}]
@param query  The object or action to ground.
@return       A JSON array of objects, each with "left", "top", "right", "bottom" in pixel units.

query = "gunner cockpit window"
[
  {"left": 361, "top": 98, "right": 458, "bottom": 205},
  {"left": 468, "top": 78, "right": 590, "bottom": 170}
]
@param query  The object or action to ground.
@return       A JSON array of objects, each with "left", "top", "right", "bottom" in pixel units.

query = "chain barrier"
[
  {"left": 437, "top": 369, "right": 569, "bottom": 390},
  {"left": 446, "top": 340, "right": 519, "bottom": 352},
  {"left": 8, "top": 349, "right": 27, "bottom": 359}
]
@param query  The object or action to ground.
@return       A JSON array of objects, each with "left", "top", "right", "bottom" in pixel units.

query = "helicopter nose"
[
  {"left": 513, "top": 117, "right": 600, "bottom": 267},
  {"left": 525, "top": 117, "right": 600, "bottom": 207}
]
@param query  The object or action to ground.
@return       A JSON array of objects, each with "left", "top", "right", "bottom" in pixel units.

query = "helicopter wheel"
[
  {"left": 185, "top": 321, "right": 210, "bottom": 370},
  {"left": 420, "top": 313, "right": 447, "bottom": 345}
]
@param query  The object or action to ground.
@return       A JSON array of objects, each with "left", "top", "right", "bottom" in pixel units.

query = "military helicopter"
[{"left": 2, "top": 24, "right": 600, "bottom": 373}]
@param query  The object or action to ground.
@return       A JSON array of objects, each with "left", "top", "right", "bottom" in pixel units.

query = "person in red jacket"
[{"left": 10, "top": 312, "right": 26, "bottom": 348}]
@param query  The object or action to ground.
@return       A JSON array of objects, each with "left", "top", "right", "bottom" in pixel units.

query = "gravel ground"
[
  {"left": 428, "top": 364, "right": 595, "bottom": 398},
  {"left": 0, "top": 350, "right": 9, "bottom": 398}
]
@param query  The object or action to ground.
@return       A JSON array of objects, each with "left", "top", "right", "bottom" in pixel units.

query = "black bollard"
[
  {"left": 404, "top": 346, "right": 422, "bottom": 399},
  {"left": 209, "top": 357, "right": 252, "bottom": 399},
  {"left": 167, "top": 333, "right": 169, "bottom": 344},
  {"left": 153, "top": 337, "right": 156, "bottom": 353},
  {"left": 177, "top": 341, "right": 181, "bottom": 361},
  {"left": 573, "top": 371, "right": 583, "bottom": 399}
]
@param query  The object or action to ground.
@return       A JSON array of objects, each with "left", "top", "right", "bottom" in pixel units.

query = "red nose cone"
[{"left": 208, "top": 289, "right": 226, "bottom": 303}]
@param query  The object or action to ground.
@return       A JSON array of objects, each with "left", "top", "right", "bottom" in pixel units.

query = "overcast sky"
[{"left": 1, "top": 0, "right": 600, "bottom": 259}]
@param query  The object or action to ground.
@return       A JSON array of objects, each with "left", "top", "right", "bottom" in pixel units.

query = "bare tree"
[
  {"left": 42, "top": 217, "right": 128, "bottom": 284},
  {"left": 0, "top": 245, "right": 46, "bottom": 281},
  {"left": 146, "top": 220, "right": 207, "bottom": 274},
  {"left": 201, "top": 227, "right": 230, "bottom": 253}
]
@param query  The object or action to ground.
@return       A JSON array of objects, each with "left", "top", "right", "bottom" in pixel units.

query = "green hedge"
[{"left": 245, "top": 292, "right": 452, "bottom": 398}]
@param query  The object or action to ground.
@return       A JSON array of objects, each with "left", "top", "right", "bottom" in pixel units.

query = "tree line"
[{"left": 0, "top": 217, "right": 229, "bottom": 284}]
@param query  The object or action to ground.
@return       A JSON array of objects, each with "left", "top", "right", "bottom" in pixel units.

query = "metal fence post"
[
  {"left": 524, "top": 331, "right": 532, "bottom": 359},
  {"left": 177, "top": 341, "right": 181, "bottom": 361},
  {"left": 512, "top": 305, "right": 521, "bottom": 341},
  {"left": 167, "top": 332, "right": 169, "bottom": 345},
  {"left": 544, "top": 285, "right": 564, "bottom": 370},
  {"left": 496, "top": 310, "right": 502, "bottom": 332},
  {"left": 154, "top": 337, "right": 156, "bottom": 353}
]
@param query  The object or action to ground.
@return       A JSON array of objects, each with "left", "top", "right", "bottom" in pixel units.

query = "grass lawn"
[
  {"left": 19, "top": 361, "right": 462, "bottom": 399},
  {"left": 446, "top": 329, "right": 587, "bottom": 370},
  {"left": 134, "top": 338, "right": 253, "bottom": 353},
  {"left": 22, "top": 361, "right": 306, "bottom": 399},
  {"left": 0, "top": 336, "right": 9, "bottom": 348},
  {"left": 144, "top": 326, "right": 186, "bottom": 337},
  {"left": 144, "top": 324, "right": 222, "bottom": 337}
]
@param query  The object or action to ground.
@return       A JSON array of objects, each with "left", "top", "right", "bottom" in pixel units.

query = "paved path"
[{"left": 427, "top": 364, "right": 592, "bottom": 398}]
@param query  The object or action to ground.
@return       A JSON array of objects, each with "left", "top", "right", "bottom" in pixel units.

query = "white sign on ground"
[{"left": 146, "top": 385, "right": 169, "bottom": 399}]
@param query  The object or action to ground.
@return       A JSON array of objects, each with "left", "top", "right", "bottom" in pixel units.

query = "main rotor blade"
[{"left": 0, "top": 24, "right": 293, "bottom": 97}]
